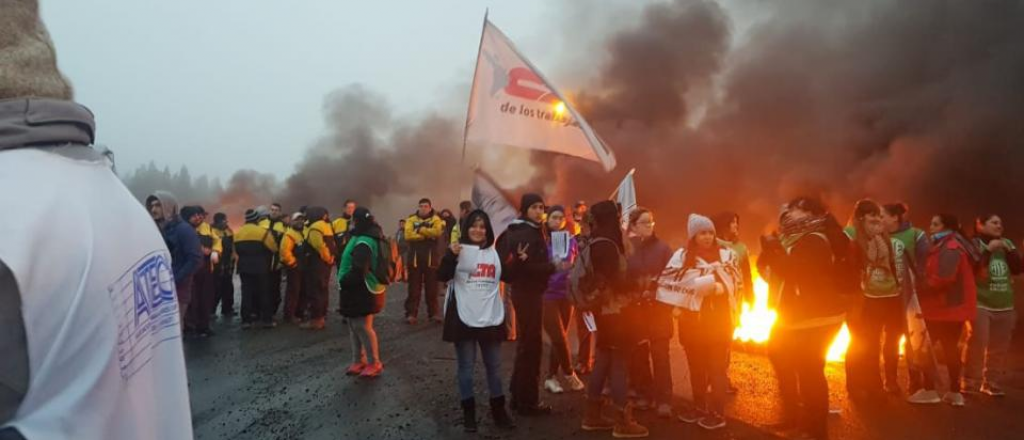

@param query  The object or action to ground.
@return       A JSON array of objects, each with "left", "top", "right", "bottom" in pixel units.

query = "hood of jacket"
[
  {"left": 0, "top": 99, "right": 94, "bottom": 152},
  {"left": 148, "top": 190, "right": 180, "bottom": 224},
  {"left": 459, "top": 209, "right": 496, "bottom": 249}
]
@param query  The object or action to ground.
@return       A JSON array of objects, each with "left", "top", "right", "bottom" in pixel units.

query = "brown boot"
[
  {"left": 581, "top": 397, "right": 614, "bottom": 431},
  {"left": 613, "top": 403, "right": 649, "bottom": 438}
]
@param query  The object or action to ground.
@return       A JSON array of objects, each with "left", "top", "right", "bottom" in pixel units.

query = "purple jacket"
[{"left": 544, "top": 234, "right": 578, "bottom": 301}]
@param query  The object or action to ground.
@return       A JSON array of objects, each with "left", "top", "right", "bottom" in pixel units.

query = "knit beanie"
[
  {"left": 519, "top": 193, "right": 544, "bottom": 218},
  {"left": 547, "top": 205, "right": 565, "bottom": 216},
  {"left": 0, "top": 0, "right": 74, "bottom": 99},
  {"left": 687, "top": 213, "right": 716, "bottom": 242},
  {"left": 244, "top": 209, "right": 259, "bottom": 223}
]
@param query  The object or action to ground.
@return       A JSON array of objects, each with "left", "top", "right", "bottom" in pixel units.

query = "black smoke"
[{"left": 539, "top": 0, "right": 1024, "bottom": 245}]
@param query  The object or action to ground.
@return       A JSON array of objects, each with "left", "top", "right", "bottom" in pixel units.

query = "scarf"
[{"left": 779, "top": 214, "right": 828, "bottom": 250}]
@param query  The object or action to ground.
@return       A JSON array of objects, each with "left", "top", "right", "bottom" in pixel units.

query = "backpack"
[
  {"left": 569, "top": 237, "right": 615, "bottom": 311},
  {"left": 370, "top": 235, "right": 396, "bottom": 286}
]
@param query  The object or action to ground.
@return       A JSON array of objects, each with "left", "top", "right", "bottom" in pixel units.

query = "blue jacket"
[{"left": 163, "top": 218, "right": 203, "bottom": 295}]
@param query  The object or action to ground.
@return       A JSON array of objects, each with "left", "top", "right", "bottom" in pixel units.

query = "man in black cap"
[
  {"left": 234, "top": 208, "right": 280, "bottom": 329},
  {"left": 212, "top": 212, "right": 236, "bottom": 318},
  {"left": 496, "top": 193, "right": 557, "bottom": 416}
]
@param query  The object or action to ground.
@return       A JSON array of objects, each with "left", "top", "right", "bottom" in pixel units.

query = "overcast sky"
[
  {"left": 42, "top": 0, "right": 765, "bottom": 181},
  {"left": 39, "top": 1, "right": 605, "bottom": 180}
]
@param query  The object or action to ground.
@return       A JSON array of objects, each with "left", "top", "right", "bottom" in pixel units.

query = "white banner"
[
  {"left": 465, "top": 19, "right": 616, "bottom": 171},
  {"left": 614, "top": 168, "right": 637, "bottom": 230},
  {"left": 471, "top": 170, "right": 519, "bottom": 239}
]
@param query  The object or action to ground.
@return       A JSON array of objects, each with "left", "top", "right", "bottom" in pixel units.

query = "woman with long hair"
[
  {"left": 580, "top": 201, "right": 648, "bottom": 438},
  {"left": 438, "top": 210, "right": 516, "bottom": 432},
  {"left": 664, "top": 214, "right": 742, "bottom": 431},
  {"left": 625, "top": 208, "right": 674, "bottom": 417},
  {"left": 337, "top": 207, "right": 387, "bottom": 378},
  {"left": 844, "top": 199, "right": 904, "bottom": 400},
  {"left": 912, "top": 213, "right": 980, "bottom": 407},
  {"left": 963, "top": 214, "right": 1021, "bottom": 396},
  {"left": 541, "top": 206, "right": 585, "bottom": 395}
]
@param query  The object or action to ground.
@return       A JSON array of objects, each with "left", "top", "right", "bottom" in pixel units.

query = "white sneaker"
[
  {"left": 943, "top": 392, "right": 966, "bottom": 407},
  {"left": 565, "top": 373, "right": 586, "bottom": 392},
  {"left": 544, "top": 378, "right": 564, "bottom": 394},
  {"left": 907, "top": 389, "right": 941, "bottom": 404}
]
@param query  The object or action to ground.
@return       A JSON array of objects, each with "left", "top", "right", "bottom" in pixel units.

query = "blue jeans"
[{"left": 455, "top": 339, "right": 504, "bottom": 400}]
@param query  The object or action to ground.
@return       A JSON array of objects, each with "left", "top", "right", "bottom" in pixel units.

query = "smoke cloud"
[{"left": 540, "top": 0, "right": 1024, "bottom": 244}]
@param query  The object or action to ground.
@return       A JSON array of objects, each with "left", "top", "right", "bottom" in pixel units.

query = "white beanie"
[
  {"left": 0, "top": 0, "right": 74, "bottom": 99},
  {"left": 687, "top": 213, "right": 716, "bottom": 242}
]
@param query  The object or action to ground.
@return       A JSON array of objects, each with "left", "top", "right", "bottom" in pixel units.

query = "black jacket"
[
  {"left": 496, "top": 220, "right": 555, "bottom": 294},
  {"left": 760, "top": 233, "right": 847, "bottom": 327}
]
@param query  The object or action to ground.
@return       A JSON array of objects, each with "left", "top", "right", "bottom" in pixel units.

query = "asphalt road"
[{"left": 185, "top": 282, "right": 1024, "bottom": 440}]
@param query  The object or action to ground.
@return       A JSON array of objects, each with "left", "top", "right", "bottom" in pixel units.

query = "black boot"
[
  {"left": 462, "top": 398, "right": 478, "bottom": 433},
  {"left": 490, "top": 396, "right": 517, "bottom": 430}
]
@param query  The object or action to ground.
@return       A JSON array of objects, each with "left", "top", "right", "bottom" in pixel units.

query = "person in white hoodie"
[
  {"left": 656, "top": 214, "right": 743, "bottom": 431},
  {"left": 0, "top": 1, "right": 193, "bottom": 438}
]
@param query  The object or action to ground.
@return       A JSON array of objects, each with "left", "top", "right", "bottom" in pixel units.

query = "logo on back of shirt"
[{"left": 108, "top": 251, "right": 181, "bottom": 381}]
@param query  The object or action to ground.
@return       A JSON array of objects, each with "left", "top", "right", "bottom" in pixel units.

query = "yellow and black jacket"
[
  {"left": 234, "top": 222, "right": 279, "bottom": 275},
  {"left": 404, "top": 211, "right": 444, "bottom": 269},
  {"left": 280, "top": 227, "right": 305, "bottom": 270},
  {"left": 305, "top": 220, "right": 337, "bottom": 267},
  {"left": 212, "top": 225, "right": 235, "bottom": 275},
  {"left": 332, "top": 216, "right": 352, "bottom": 260},
  {"left": 196, "top": 222, "right": 223, "bottom": 271}
]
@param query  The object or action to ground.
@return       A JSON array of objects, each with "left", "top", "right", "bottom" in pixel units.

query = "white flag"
[
  {"left": 471, "top": 170, "right": 519, "bottom": 239},
  {"left": 465, "top": 19, "right": 616, "bottom": 171},
  {"left": 613, "top": 168, "right": 637, "bottom": 229}
]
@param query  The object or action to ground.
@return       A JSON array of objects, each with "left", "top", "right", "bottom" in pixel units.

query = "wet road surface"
[{"left": 186, "top": 283, "right": 1024, "bottom": 440}]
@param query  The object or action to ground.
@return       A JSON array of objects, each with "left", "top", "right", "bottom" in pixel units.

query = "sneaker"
[
  {"left": 345, "top": 362, "right": 367, "bottom": 376},
  {"left": 656, "top": 403, "right": 673, "bottom": 418},
  {"left": 698, "top": 413, "right": 727, "bottom": 430},
  {"left": 677, "top": 407, "right": 705, "bottom": 424},
  {"left": 907, "top": 389, "right": 941, "bottom": 404},
  {"left": 241, "top": 322, "right": 253, "bottom": 330},
  {"left": 565, "top": 373, "right": 586, "bottom": 392},
  {"left": 961, "top": 378, "right": 982, "bottom": 394},
  {"left": 260, "top": 321, "right": 277, "bottom": 329},
  {"left": 943, "top": 392, "right": 965, "bottom": 407},
  {"left": 544, "top": 378, "right": 564, "bottom": 394},
  {"left": 430, "top": 315, "right": 444, "bottom": 324},
  {"left": 302, "top": 318, "right": 325, "bottom": 330},
  {"left": 981, "top": 382, "right": 1006, "bottom": 397},
  {"left": 360, "top": 362, "right": 383, "bottom": 378},
  {"left": 634, "top": 397, "right": 650, "bottom": 411},
  {"left": 406, "top": 316, "right": 418, "bottom": 325}
]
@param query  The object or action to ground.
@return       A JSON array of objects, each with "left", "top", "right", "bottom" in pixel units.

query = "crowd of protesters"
[{"left": 140, "top": 188, "right": 1021, "bottom": 440}]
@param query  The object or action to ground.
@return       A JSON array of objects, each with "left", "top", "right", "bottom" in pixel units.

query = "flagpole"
[{"left": 461, "top": 9, "right": 489, "bottom": 166}]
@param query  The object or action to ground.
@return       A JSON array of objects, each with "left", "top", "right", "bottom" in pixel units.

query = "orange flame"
[{"left": 733, "top": 265, "right": 853, "bottom": 362}]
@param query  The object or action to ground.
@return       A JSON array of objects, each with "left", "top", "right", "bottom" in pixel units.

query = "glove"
[{"left": 211, "top": 252, "right": 220, "bottom": 265}]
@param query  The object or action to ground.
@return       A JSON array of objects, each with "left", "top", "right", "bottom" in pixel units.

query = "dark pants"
[
  {"left": 575, "top": 311, "right": 594, "bottom": 370},
  {"left": 510, "top": 289, "right": 543, "bottom": 408},
  {"left": 269, "top": 269, "right": 283, "bottom": 318},
  {"left": 186, "top": 266, "right": 215, "bottom": 332},
  {"left": 406, "top": 266, "right": 439, "bottom": 319},
  {"left": 680, "top": 333, "right": 729, "bottom": 414},
  {"left": 770, "top": 324, "right": 841, "bottom": 440},
  {"left": 214, "top": 268, "right": 235, "bottom": 315},
  {"left": 924, "top": 320, "right": 965, "bottom": 392},
  {"left": 542, "top": 299, "right": 573, "bottom": 376},
  {"left": 632, "top": 338, "right": 673, "bottom": 405},
  {"left": 283, "top": 266, "right": 303, "bottom": 321},
  {"left": 240, "top": 272, "right": 271, "bottom": 324},
  {"left": 175, "top": 279, "right": 192, "bottom": 332},
  {"left": 588, "top": 345, "right": 631, "bottom": 408},
  {"left": 848, "top": 296, "right": 905, "bottom": 393},
  {"left": 306, "top": 260, "right": 331, "bottom": 319}
]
